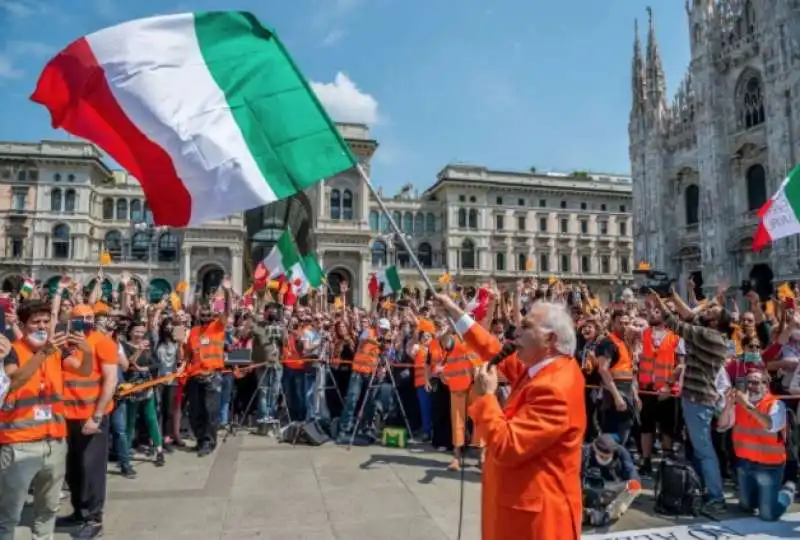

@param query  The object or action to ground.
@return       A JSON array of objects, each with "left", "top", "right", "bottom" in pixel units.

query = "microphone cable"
[{"left": 455, "top": 342, "right": 517, "bottom": 540}]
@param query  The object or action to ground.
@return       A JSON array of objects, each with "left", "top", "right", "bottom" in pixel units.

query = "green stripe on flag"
[
  {"left": 386, "top": 266, "right": 402, "bottom": 292},
  {"left": 301, "top": 254, "right": 324, "bottom": 288},
  {"left": 193, "top": 12, "right": 357, "bottom": 199},
  {"left": 783, "top": 165, "right": 800, "bottom": 217},
  {"left": 276, "top": 230, "right": 300, "bottom": 267}
]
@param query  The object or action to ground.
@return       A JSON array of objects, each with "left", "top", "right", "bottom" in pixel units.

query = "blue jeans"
[
  {"left": 219, "top": 372, "right": 234, "bottom": 426},
  {"left": 683, "top": 398, "right": 724, "bottom": 502},
  {"left": 109, "top": 401, "right": 131, "bottom": 469},
  {"left": 305, "top": 366, "right": 331, "bottom": 421},
  {"left": 282, "top": 368, "right": 308, "bottom": 421},
  {"left": 339, "top": 372, "right": 394, "bottom": 435},
  {"left": 416, "top": 387, "right": 432, "bottom": 436},
  {"left": 737, "top": 459, "right": 790, "bottom": 521},
  {"left": 255, "top": 365, "right": 283, "bottom": 422}
]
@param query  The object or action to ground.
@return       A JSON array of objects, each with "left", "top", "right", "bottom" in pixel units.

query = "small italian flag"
[
  {"left": 288, "top": 254, "right": 325, "bottom": 297},
  {"left": 262, "top": 230, "right": 300, "bottom": 281},
  {"left": 30, "top": 12, "right": 356, "bottom": 227},
  {"left": 20, "top": 278, "right": 35, "bottom": 298},
  {"left": 369, "top": 267, "right": 402, "bottom": 299},
  {"left": 753, "top": 165, "right": 800, "bottom": 251}
]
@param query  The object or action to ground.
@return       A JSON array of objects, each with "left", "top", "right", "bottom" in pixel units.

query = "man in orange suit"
[{"left": 436, "top": 293, "right": 586, "bottom": 540}]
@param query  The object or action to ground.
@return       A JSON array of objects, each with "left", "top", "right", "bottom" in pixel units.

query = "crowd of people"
[{"left": 2, "top": 269, "right": 800, "bottom": 539}]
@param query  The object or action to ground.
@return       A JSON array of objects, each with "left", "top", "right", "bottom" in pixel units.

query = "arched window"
[
  {"left": 50, "top": 188, "right": 62, "bottom": 212},
  {"left": 418, "top": 242, "right": 432, "bottom": 268},
  {"left": 746, "top": 164, "right": 767, "bottom": 211},
  {"left": 52, "top": 224, "right": 70, "bottom": 259},
  {"left": 102, "top": 198, "right": 114, "bottom": 220},
  {"left": 426, "top": 212, "right": 435, "bottom": 233},
  {"left": 685, "top": 185, "right": 700, "bottom": 226},
  {"left": 371, "top": 240, "right": 387, "bottom": 266},
  {"left": 104, "top": 230, "right": 122, "bottom": 260},
  {"left": 143, "top": 202, "right": 154, "bottom": 225},
  {"left": 330, "top": 188, "right": 341, "bottom": 220},
  {"left": 116, "top": 199, "right": 128, "bottom": 221},
  {"left": 157, "top": 232, "right": 178, "bottom": 262},
  {"left": 392, "top": 211, "right": 402, "bottom": 229},
  {"left": 738, "top": 74, "right": 765, "bottom": 130},
  {"left": 458, "top": 208, "right": 467, "bottom": 228},
  {"left": 396, "top": 244, "right": 410, "bottom": 268},
  {"left": 461, "top": 239, "right": 476, "bottom": 270},
  {"left": 369, "top": 210, "right": 379, "bottom": 231},
  {"left": 403, "top": 212, "right": 413, "bottom": 234},
  {"left": 414, "top": 213, "right": 424, "bottom": 235},
  {"left": 468, "top": 208, "right": 478, "bottom": 229},
  {"left": 518, "top": 253, "right": 527, "bottom": 271},
  {"left": 64, "top": 189, "right": 76, "bottom": 213},
  {"left": 496, "top": 252, "right": 505, "bottom": 271},
  {"left": 342, "top": 189, "right": 353, "bottom": 220},
  {"left": 130, "top": 199, "right": 143, "bottom": 222},
  {"left": 131, "top": 232, "right": 149, "bottom": 261},
  {"left": 380, "top": 213, "right": 389, "bottom": 232}
]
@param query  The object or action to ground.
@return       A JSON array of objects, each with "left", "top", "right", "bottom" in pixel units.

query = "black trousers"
[
  {"left": 66, "top": 417, "right": 109, "bottom": 523},
  {"left": 431, "top": 381, "right": 452, "bottom": 451},
  {"left": 186, "top": 375, "right": 222, "bottom": 449},
  {"left": 158, "top": 385, "right": 178, "bottom": 440}
]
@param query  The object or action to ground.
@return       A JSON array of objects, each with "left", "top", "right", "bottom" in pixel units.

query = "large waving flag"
[
  {"left": 753, "top": 165, "right": 800, "bottom": 251},
  {"left": 30, "top": 12, "right": 357, "bottom": 227}
]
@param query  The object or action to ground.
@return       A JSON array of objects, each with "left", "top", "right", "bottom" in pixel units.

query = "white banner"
[{"left": 583, "top": 511, "right": 800, "bottom": 539}]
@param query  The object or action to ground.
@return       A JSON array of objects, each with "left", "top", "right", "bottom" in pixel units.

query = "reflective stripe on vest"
[
  {"left": 414, "top": 347, "right": 428, "bottom": 388},
  {"left": 607, "top": 333, "right": 634, "bottom": 381},
  {"left": 442, "top": 345, "right": 480, "bottom": 392},
  {"left": 732, "top": 394, "right": 786, "bottom": 466},
  {"left": 0, "top": 342, "right": 67, "bottom": 444},
  {"left": 353, "top": 337, "right": 380, "bottom": 375},
  {"left": 638, "top": 329, "right": 680, "bottom": 393},
  {"left": 62, "top": 374, "right": 105, "bottom": 420}
]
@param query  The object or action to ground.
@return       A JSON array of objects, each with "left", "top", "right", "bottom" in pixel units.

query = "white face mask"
[
  {"left": 27, "top": 330, "right": 48, "bottom": 348},
  {"left": 748, "top": 390, "right": 765, "bottom": 404},
  {"left": 595, "top": 453, "right": 613, "bottom": 467},
  {"left": 791, "top": 329, "right": 800, "bottom": 341}
]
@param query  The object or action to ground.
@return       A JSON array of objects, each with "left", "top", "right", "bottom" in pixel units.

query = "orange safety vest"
[
  {"left": 440, "top": 341, "right": 481, "bottom": 393},
  {"left": 606, "top": 333, "right": 633, "bottom": 382},
  {"left": 732, "top": 393, "right": 786, "bottom": 466},
  {"left": 352, "top": 329, "right": 380, "bottom": 375},
  {"left": 413, "top": 346, "right": 428, "bottom": 388},
  {"left": 188, "top": 322, "right": 225, "bottom": 373},
  {"left": 283, "top": 333, "right": 305, "bottom": 370},
  {"left": 0, "top": 341, "right": 67, "bottom": 444},
  {"left": 638, "top": 328, "right": 680, "bottom": 393},
  {"left": 62, "top": 332, "right": 114, "bottom": 420}
]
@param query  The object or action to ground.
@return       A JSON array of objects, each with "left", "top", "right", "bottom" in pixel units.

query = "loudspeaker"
[{"left": 280, "top": 420, "right": 330, "bottom": 446}]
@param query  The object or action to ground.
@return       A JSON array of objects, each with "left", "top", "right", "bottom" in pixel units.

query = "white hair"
[{"left": 529, "top": 301, "right": 577, "bottom": 356}]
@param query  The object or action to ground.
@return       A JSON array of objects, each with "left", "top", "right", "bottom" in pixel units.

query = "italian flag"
[
  {"left": 262, "top": 230, "right": 300, "bottom": 281},
  {"left": 20, "top": 278, "right": 35, "bottom": 298},
  {"left": 288, "top": 254, "right": 325, "bottom": 297},
  {"left": 30, "top": 12, "right": 356, "bottom": 227},
  {"left": 369, "top": 266, "right": 402, "bottom": 299},
  {"left": 753, "top": 165, "right": 800, "bottom": 251}
]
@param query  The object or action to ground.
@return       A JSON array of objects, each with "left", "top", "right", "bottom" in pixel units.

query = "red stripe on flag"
[
  {"left": 752, "top": 199, "right": 773, "bottom": 252},
  {"left": 30, "top": 38, "right": 192, "bottom": 227}
]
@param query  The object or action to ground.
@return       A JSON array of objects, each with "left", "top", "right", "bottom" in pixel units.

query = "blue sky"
[{"left": 0, "top": 0, "right": 690, "bottom": 194}]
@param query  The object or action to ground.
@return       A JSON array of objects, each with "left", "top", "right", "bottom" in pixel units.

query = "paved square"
[{"left": 12, "top": 434, "right": 800, "bottom": 539}]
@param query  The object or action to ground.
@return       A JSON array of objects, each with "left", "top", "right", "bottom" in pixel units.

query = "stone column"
[
  {"left": 359, "top": 252, "right": 370, "bottom": 307},
  {"left": 182, "top": 246, "right": 192, "bottom": 283},
  {"left": 231, "top": 246, "right": 243, "bottom": 294}
]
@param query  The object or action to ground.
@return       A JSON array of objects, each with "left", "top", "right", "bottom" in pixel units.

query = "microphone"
[{"left": 489, "top": 342, "right": 517, "bottom": 366}]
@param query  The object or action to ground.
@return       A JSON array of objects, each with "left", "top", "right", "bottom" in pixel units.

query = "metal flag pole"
[{"left": 355, "top": 164, "right": 463, "bottom": 336}]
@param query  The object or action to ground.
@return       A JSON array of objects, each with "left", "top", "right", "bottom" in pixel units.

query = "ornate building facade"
[
  {"left": 630, "top": 2, "right": 800, "bottom": 298},
  {"left": 2, "top": 125, "right": 634, "bottom": 306}
]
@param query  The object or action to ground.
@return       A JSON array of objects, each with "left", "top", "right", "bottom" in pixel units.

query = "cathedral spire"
[
  {"left": 646, "top": 7, "right": 667, "bottom": 106},
  {"left": 631, "top": 18, "right": 645, "bottom": 116}
]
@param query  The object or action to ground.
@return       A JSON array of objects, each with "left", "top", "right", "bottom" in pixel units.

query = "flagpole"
[{"left": 356, "top": 165, "right": 464, "bottom": 336}]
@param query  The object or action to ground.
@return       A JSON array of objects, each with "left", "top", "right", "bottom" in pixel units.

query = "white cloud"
[
  {"left": 311, "top": 72, "right": 379, "bottom": 125},
  {"left": 93, "top": 0, "right": 117, "bottom": 19},
  {"left": 321, "top": 29, "right": 344, "bottom": 47},
  {"left": 6, "top": 40, "right": 52, "bottom": 56},
  {"left": 312, "top": 0, "right": 362, "bottom": 46},
  {"left": 0, "top": 53, "right": 23, "bottom": 79},
  {"left": 0, "top": 0, "right": 45, "bottom": 17}
]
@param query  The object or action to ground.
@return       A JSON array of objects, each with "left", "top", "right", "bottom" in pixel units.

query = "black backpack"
[{"left": 653, "top": 457, "right": 703, "bottom": 516}]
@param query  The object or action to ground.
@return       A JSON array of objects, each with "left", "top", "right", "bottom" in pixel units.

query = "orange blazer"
[{"left": 465, "top": 320, "right": 586, "bottom": 540}]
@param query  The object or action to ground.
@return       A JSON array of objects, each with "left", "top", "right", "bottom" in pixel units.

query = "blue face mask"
[{"left": 742, "top": 352, "right": 762, "bottom": 364}]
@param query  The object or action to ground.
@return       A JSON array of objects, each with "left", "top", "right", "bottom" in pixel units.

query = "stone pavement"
[{"left": 13, "top": 433, "right": 800, "bottom": 539}]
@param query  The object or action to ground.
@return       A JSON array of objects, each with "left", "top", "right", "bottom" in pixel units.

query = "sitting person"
[
  {"left": 717, "top": 369, "right": 796, "bottom": 521},
  {"left": 581, "top": 434, "right": 641, "bottom": 526}
]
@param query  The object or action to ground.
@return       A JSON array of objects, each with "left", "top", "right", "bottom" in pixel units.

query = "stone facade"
[
  {"left": 630, "top": 2, "right": 800, "bottom": 298},
  {"left": 1, "top": 125, "right": 634, "bottom": 306}
]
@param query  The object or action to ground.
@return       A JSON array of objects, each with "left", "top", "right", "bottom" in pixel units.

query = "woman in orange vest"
[
  {"left": 717, "top": 369, "right": 796, "bottom": 521},
  {"left": 0, "top": 299, "right": 92, "bottom": 539}
]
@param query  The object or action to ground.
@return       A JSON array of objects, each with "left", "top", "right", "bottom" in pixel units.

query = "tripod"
[
  {"left": 347, "top": 350, "right": 414, "bottom": 450},
  {"left": 223, "top": 362, "right": 290, "bottom": 443},
  {"left": 309, "top": 334, "right": 344, "bottom": 420}
]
